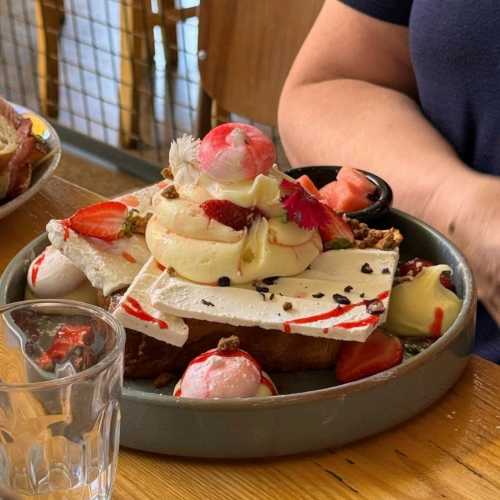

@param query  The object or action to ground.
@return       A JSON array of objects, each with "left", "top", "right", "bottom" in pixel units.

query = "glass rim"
[{"left": 0, "top": 299, "right": 125, "bottom": 391}]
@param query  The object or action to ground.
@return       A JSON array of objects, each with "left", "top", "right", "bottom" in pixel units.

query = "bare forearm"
[{"left": 278, "top": 79, "right": 479, "bottom": 233}]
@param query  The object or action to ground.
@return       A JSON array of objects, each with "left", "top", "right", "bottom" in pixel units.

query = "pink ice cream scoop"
[
  {"left": 198, "top": 123, "right": 276, "bottom": 183},
  {"left": 174, "top": 336, "right": 277, "bottom": 399}
]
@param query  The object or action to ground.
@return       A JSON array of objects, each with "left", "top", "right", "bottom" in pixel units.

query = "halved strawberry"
[
  {"left": 200, "top": 199, "right": 261, "bottom": 231},
  {"left": 319, "top": 207, "right": 354, "bottom": 250},
  {"left": 297, "top": 174, "right": 322, "bottom": 199},
  {"left": 336, "top": 329, "right": 403, "bottom": 383},
  {"left": 67, "top": 201, "right": 132, "bottom": 241},
  {"left": 398, "top": 258, "right": 455, "bottom": 291}
]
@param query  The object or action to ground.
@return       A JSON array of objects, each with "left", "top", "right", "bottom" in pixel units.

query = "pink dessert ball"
[
  {"left": 198, "top": 122, "right": 276, "bottom": 183},
  {"left": 180, "top": 349, "right": 262, "bottom": 399}
]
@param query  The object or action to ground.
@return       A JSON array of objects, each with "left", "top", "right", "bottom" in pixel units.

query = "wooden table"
[{"left": 3, "top": 176, "right": 500, "bottom": 499}]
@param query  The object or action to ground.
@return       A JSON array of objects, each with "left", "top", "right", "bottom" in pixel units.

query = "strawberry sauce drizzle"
[
  {"left": 62, "top": 221, "right": 70, "bottom": 241},
  {"left": 156, "top": 261, "right": 166, "bottom": 271},
  {"left": 121, "top": 251, "right": 136, "bottom": 263},
  {"left": 429, "top": 307, "right": 444, "bottom": 337},
  {"left": 31, "top": 251, "right": 46, "bottom": 286},
  {"left": 283, "top": 290, "right": 389, "bottom": 333},
  {"left": 122, "top": 296, "right": 168, "bottom": 329}
]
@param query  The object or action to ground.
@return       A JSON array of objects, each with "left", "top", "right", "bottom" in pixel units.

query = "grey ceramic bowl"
[
  {"left": 0, "top": 103, "right": 61, "bottom": 220},
  {"left": 0, "top": 208, "right": 476, "bottom": 458}
]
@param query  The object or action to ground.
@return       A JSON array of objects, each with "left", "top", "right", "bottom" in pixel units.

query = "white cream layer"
[
  {"left": 149, "top": 249, "right": 398, "bottom": 342},
  {"left": 113, "top": 257, "right": 188, "bottom": 347}
]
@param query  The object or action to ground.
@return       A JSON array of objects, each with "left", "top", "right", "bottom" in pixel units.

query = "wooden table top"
[{"left": 2, "top": 176, "right": 500, "bottom": 499}]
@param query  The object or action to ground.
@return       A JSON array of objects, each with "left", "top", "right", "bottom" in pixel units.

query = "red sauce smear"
[
  {"left": 283, "top": 290, "right": 389, "bottom": 333},
  {"left": 62, "top": 221, "right": 70, "bottom": 241},
  {"left": 121, "top": 251, "right": 136, "bottom": 263},
  {"left": 122, "top": 296, "right": 168, "bottom": 329},
  {"left": 429, "top": 307, "right": 444, "bottom": 337},
  {"left": 38, "top": 325, "right": 91, "bottom": 368},
  {"left": 335, "top": 315, "right": 380, "bottom": 330},
  {"left": 31, "top": 251, "right": 46, "bottom": 286}
]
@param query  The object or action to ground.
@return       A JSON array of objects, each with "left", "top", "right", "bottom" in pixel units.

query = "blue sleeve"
[{"left": 338, "top": 0, "right": 413, "bottom": 26}]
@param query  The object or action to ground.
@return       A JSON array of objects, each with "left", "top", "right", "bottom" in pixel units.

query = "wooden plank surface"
[{"left": 2, "top": 176, "right": 500, "bottom": 500}]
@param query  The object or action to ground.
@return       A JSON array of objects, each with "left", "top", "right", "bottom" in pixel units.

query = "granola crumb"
[
  {"left": 162, "top": 184, "right": 179, "bottom": 199},
  {"left": 129, "top": 211, "right": 152, "bottom": 235},
  {"left": 217, "top": 336, "right": 240, "bottom": 352},
  {"left": 283, "top": 301, "right": 293, "bottom": 311},
  {"left": 167, "top": 266, "right": 176, "bottom": 276},
  {"left": 161, "top": 166, "right": 174, "bottom": 179}
]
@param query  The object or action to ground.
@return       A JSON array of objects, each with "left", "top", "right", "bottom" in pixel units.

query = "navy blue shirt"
[{"left": 340, "top": 0, "right": 500, "bottom": 360}]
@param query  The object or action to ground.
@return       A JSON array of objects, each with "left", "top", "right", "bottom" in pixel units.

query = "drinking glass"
[{"left": 0, "top": 300, "right": 125, "bottom": 499}]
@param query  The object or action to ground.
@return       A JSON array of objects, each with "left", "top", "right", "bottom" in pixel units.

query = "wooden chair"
[
  {"left": 119, "top": 0, "right": 198, "bottom": 148},
  {"left": 34, "top": 0, "right": 197, "bottom": 146},
  {"left": 196, "top": 0, "right": 324, "bottom": 137}
]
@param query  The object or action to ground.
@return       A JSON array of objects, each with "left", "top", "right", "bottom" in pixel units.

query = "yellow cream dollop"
[
  {"left": 146, "top": 183, "right": 322, "bottom": 284},
  {"left": 386, "top": 264, "right": 462, "bottom": 336}
]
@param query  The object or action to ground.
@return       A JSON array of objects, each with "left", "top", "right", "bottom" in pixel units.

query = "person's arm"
[{"left": 279, "top": 0, "right": 500, "bottom": 323}]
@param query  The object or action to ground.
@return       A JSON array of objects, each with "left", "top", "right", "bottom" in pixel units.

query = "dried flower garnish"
[
  {"left": 263, "top": 276, "right": 279, "bottom": 285},
  {"left": 280, "top": 179, "right": 329, "bottom": 230}
]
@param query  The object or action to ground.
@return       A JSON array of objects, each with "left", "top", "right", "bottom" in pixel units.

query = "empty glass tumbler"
[{"left": 0, "top": 300, "right": 125, "bottom": 499}]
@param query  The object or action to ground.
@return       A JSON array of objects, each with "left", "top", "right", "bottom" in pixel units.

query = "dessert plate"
[
  {"left": 0, "top": 103, "right": 61, "bottom": 220},
  {"left": 0, "top": 208, "right": 476, "bottom": 458}
]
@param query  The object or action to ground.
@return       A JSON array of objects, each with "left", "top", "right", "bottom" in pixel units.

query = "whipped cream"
[
  {"left": 26, "top": 246, "right": 97, "bottom": 304},
  {"left": 112, "top": 257, "right": 188, "bottom": 347},
  {"left": 386, "top": 264, "right": 462, "bottom": 336},
  {"left": 47, "top": 220, "right": 150, "bottom": 296},
  {"left": 114, "top": 182, "right": 166, "bottom": 215},
  {"left": 150, "top": 249, "right": 398, "bottom": 342}
]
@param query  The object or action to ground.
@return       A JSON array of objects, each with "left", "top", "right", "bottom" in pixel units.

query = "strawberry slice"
[
  {"left": 67, "top": 201, "right": 132, "bottom": 241},
  {"left": 319, "top": 207, "right": 354, "bottom": 250},
  {"left": 336, "top": 329, "right": 403, "bottom": 383},
  {"left": 200, "top": 199, "right": 262, "bottom": 231},
  {"left": 398, "top": 258, "right": 455, "bottom": 291}
]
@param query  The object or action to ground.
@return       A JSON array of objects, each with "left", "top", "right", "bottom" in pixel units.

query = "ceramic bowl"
[
  {"left": 0, "top": 103, "right": 61, "bottom": 220},
  {"left": 0, "top": 168, "right": 476, "bottom": 458}
]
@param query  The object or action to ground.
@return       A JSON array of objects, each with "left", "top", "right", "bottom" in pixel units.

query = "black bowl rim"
[
  {"left": 288, "top": 165, "right": 393, "bottom": 220},
  {"left": 0, "top": 211, "right": 476, "bottom": 410}
]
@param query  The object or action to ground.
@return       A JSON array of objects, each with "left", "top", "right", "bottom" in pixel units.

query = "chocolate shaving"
[
  {"left": 312, "top": 292, "right": 325, "bottom": 299},
  {"left": 256, "top": 285, "right": 270, "bottom": 293},
  {"left": 263, "top": 276, "right": 279, "bottom": 285},
  {"left": 269, "top": 293, "right": 275, "bottom": 301},
  {"left": 201, "top": 299, "right": 214, "bottom": 307},
  {"left": 217, "top": 276, "right": 231, "bottom": 287},
  {"left": 344, "top": 285, "right": 353, "bottom": 293},
  {"left": 361, "top": 263, "right": 373, "bottom": 274},
  {"left": 382, "top": 267, "right": 390, "bottom": 274},
  {"left": 333, "top": 293, "right": 351, "bottom": 305}
]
